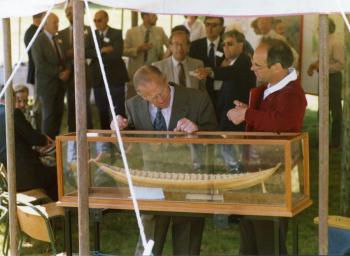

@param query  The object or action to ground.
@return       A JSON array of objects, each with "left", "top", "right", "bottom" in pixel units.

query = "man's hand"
[
  {"left": 110, "top": 115, "right": 128, "bottom": 130},
  {"left": 227, "top": 100, "right": 248, "bottom": 125},
  {"left": 59, "top": 69, "right": 71, "bottom": 82},
  {"left": 190, "top": 67, "right": 212, "bottom": 80},
  {"left": 137, "top": 43, "right": 153, "bottom": 53},
  {"left": 101, "top": 46, "right": 114, "bottom": 54},
  {"left": 174, "top": 118, "right": 198, "bottom": 133},
  {"left": 307, "top": 61, "right": 319, "bottom": 76}
]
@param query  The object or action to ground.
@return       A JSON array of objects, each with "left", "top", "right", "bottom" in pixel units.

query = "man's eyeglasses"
[
  {"left": 222, "top": 42, "right": 236, "bottom": 47},
  {"left": 94, "top": 18, "right": 103, "bottom": 23},
  {"left": 205, "top": 22, "right": 221, "bottom": 28}
]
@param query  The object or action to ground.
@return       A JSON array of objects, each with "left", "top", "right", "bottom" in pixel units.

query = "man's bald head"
[
  {"left": 45, "top": 13, "right": 59, "bottom": 35},
  {"left": 94, "top": 10, "right": 109, "bottom": 31}
]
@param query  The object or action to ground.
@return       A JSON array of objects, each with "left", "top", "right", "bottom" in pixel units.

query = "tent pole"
[
  {"left": 2, "top": 18, "right": 19, "bottom": 256},
  {"left": 318, "top": 13, "right": 329, "bottom": 255},
  {"left": 73, "top": 0, "right": 90, "bottom": 254}
]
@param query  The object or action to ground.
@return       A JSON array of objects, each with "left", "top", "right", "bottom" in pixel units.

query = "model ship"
[{"left": 92, "top": 161, "right": 281, "bottom": 191}]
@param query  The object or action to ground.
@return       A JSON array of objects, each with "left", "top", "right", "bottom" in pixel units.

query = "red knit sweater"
[{"left": 245, "top": 80, "right": 307, "bottom": 132}]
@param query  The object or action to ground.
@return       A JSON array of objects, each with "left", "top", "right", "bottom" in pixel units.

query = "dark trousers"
[
  {"left": 93, "top": 85, "right": 125, "bottom": 129},
  {"left": 67, "top": 83, "right": 93, "bottom": 131},
  {"left": 153, "top": 215, "right": 205, "bottom": 256},
  {"left": 239, "top": 218, "right": 288, "bottom": 255},
  {"left": 16, "top": 162, "right": 58, "bottom": 201},
  {"left": 329, "top": 72, "right": 342, "bottom": 146},
  {"left": 39, "top": 85, "right": 66, "bottom": 139}
]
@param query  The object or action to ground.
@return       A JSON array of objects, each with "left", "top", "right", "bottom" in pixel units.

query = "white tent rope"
[
  {"left": 83, "top": 1, "right": 153, "bottom": 254},
  {"left": 336, "top": 0, "right": 350, "bottom": 33},
  {"left": 0, "top": 0, "right": 56, "bottom": 99}
]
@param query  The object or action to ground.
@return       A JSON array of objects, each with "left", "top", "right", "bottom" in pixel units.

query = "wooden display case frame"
[{"left": 56, "top": 131, "right": 312, "bottom": 217}]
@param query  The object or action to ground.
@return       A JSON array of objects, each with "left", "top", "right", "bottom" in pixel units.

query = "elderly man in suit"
[
  {"left": 153, "top": 29, "right": 205, "bottom": 91},
  {"left": 112, "top": 65, "right": 217, "bottom": 255},
  {"left": 59, "top": 5, "right": 93, "bottom": 131},
  {"left": 193, "top": 29, "right": 256, "bottom": 173},
  {"left": 189, "top": 16, "right": 225, "bottom": 114},
  {"left": 86, "top": 10, "right": 129, "bottom": 129},
  {"left": 123, "top": 12, "right": 169, "bottom": 98},
  {"left": 32, "top": 13, "right": 70, "bottom": 139},
  {"left": 0, "top": 90, "right": 58, "bottom": 201}
]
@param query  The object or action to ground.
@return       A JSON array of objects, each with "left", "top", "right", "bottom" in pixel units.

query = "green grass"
[{"left": 0, "top": 108, "right": 341, "bottom": 255}]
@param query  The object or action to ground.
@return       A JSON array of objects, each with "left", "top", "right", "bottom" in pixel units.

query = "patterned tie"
[
  {"left": 178, "top": 62, "right": 186, "bottom": 87},
  {"left": 208, "top": 42, "right": 215, "bottom": 67},
  {"left": 153, "top": 108, "right": 167, "bottom": 131},
  {"left": 144, "top": 28, "right": 150, "bottom": 62}
]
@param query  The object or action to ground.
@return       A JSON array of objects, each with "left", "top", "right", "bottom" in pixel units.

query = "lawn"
[{"left": 0, "top": 107, "right": 340, "bottom": 255}]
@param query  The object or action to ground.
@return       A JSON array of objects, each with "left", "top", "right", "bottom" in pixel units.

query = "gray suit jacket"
[
  {"left": 152, "top": 57, "right": 206, "bottom": 91},
  {"left": 125, "top": 85, "right": 217, "bottom": 131},
  {"left": 31, "top": 32, "right": 65, "bottom": 96}
]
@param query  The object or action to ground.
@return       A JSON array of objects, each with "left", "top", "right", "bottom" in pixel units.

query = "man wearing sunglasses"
[
  {"left": 86, "top": 10, "right": 129, "bottom": 130},
  {"left": 189, "top": 16, "right": 225, "bottom": 115}
]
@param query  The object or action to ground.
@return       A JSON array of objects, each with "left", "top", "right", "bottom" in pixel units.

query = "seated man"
[{"left": 0, "top": 88, "right": 58, "bottom": 201}]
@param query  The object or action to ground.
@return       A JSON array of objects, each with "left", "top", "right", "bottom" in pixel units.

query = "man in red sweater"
[{"left": 227, "top": 38, "right": 307, "bottom": 255}]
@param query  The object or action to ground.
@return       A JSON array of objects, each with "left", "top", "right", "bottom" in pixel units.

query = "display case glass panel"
[{"left": 56, "top": 131, "right": 311, "bottom": 217}]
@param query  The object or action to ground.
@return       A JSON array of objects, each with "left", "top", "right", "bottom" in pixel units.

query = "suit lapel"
[
  {"left": 166, "top": 58, "right": 175, "bottom": 83},
  {"left": 42, "top": 34, "right": 59, "bottom": 63},
  {"left": 169, "top": 87, "right": 188, "bottom": 130},
  {"left": 136, "top": 98, "right": 154, "bottom": 130}
]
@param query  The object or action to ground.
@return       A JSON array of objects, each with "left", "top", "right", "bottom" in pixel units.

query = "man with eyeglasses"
[
  {"left": 189, "top": 16, "right": 225, "bottom": 115},
  {"left": 124, "top": 12, "right": 169, "bottom": 98},
  {"left": 227, "top": 38, "right": 306, "bottom": 255},
  {"left": 111, "top": 65, "right": 217, "bottom": 256},
  {"left": 153, "top": 30, "right": 205, "bottom": 91},
  {"left": 193, "top": 29, "right": 256, "bottom": 173},
  {"left": 86, "top": 10, "right": 129, "bottom": 129}
]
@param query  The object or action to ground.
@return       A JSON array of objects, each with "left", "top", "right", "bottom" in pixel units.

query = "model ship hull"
[{"left": 93, "top": 161, "right": 281, "bottom": 191}]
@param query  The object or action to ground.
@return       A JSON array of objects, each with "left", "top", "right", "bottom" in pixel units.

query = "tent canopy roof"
[{"left": 1, "top": 0, "right": 350, "bottom": 18}]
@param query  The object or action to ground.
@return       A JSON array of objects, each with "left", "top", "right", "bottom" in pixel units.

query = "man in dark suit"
[
  {"left": 24, "top": 12, "right": 45, "bottom": 85},
  {"left": 112, "top": 65, "right": 217, "bottom": 256},
  {"left": 32, "top": 13, "right": 71, "bottom": 139},
  {"left": 193, "top": 30, "right": 256, "bottom": 172},
  {"left": 86, "top": 10, "right": 129, "bottom": 129},
  {"left": 189, "top": 16, "right": 225, "bottom": 113},
  {"left": 59, "top": 5, "right": 92, "bottom": 131},
  {"left": 0, "top": 93, "right": 58, "bottom": 201}
]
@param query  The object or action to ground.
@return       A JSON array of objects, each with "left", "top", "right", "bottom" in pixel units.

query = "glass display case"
[{"left": 56, "top": 131, "right": 311, "bottom": 217}]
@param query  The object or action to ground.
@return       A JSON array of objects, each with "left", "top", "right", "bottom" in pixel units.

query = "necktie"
[
  {"left": 178, "top": 62, "right": 186, "bottom": 87},
  {"left": 153, "top": 108, "right": 167, "bottom": 131},
  {"left": 52, "top": 35, "right": 65, "bottom": 69},
  {"left": 144, "top": 28, "right": 150, "bottom": 62},
  {"left": 208, "top": 42, "right": 215, "bottom": 67}
]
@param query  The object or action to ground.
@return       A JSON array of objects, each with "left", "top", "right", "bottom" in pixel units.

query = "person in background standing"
[{"left": 183, "top": 16, "right": 206, "bottom": 42}]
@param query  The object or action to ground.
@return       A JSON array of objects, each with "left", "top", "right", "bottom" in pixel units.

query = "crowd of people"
[{"left": 2, "top": 5, "right": 343, "bottom": 255}]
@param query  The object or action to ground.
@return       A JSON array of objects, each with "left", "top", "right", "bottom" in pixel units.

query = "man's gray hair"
[{"left": 133, "top": 65, "right": 165, "bottom": 90}]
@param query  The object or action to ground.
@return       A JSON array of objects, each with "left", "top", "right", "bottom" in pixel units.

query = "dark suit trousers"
[
  {"left": 239, "top": 218, "right": 288, "bottom": 255},
  {"left": 67, "top": 80, "right": 93, "bottom": 132},
  {"left": 329, "top": 72, "right": 342, "bottom": 146},
  {"left": 93, "top": 85, "right": 125, "bottom": 129},
  {"left": 153, "top": 215, "right": 205, "bottom": 256},
  {"left": 39, "top": 85, "right": 66, "bottom": 139}
]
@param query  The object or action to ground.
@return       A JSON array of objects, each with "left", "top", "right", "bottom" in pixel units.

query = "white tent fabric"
[{"left": 1, "top": 0, "right": 350, "bottom": 18}]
